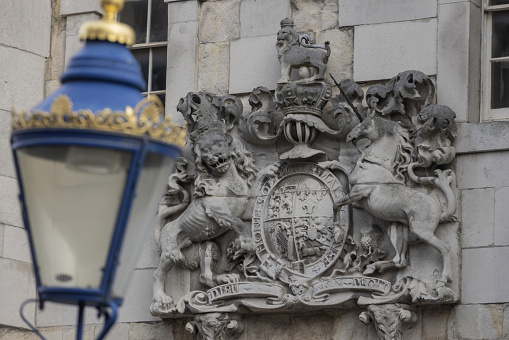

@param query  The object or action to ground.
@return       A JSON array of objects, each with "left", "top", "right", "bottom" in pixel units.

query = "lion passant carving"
[
  {"left": 151, "top": 92, "right": 277, "bottom": 314},
  {"left": 276, "top": 18, "right": 330, "bottom": 84}
]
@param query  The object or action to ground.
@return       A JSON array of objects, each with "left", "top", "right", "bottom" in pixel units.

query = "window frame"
[
  {"left": 119, "top": 0, "right": 168, "bottom": 104},
  {"left": 482, "top": 0, "right": 509, "bottom": 121}
]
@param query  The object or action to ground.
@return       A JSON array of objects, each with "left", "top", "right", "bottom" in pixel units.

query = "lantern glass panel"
[
  {"left": 112, "top": 151, "right": 175, "bottom": 298},
  {"left": 17, "top": 145, "right": 131, "bottom": 289}
]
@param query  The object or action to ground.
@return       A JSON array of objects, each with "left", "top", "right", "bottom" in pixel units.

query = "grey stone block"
[
  {"left": 0, "top": 224, "right": 4, "bottom": 257},
  {"left": 229, "top": 35, "right": 281, "bottom": 94},
  {"left": 117, "top": 269, "right": 159, "bottom": 322},
  {"left": 462, "top": 247, "right": 509, "bottom": 303},
  {"left": 0, "top": 0, "right": 51, "bottom": 57},
  {"left": 168, "top": 0, "right": 199, "bottom": 24},
  {"left": 338, "top": 0, "right": 437, "bottom": 27},
  {"left": 38, "top": 327, "right": 63, "bottom": 340},
  {"left": 198, "top": 42, "right": 230, "bottom": 95},
  {"left": 166, "top": 22, "right": 197, "bottom": 126},
  {"left": 289, "top": 314, "right": 335, "bottom": 339},
  {"left": 246, "top": 314, "right": 290, "bottom": 340},
  {"left": 65, "top": 35, "right": 85, "bottom": 68},
  {"left": 455, "top": 122, "right": 509, "bottom": 154},
  {"left": 504, "top": 304, "right": 509, "bottom": 339},
  {"left": 66, "top": 13, "right": 100, "bottom": 36},
  {"left": 353, "top": 20, "right": 437, "bottom": 82},
  {"left": 292, "top": 0, "right": 339, "bottom": 32},
  {"left": 0, "top": 110, "right": 15, "bottom": 178},
  {"left": 422, "top": 307, "right": 452, "bottom": 340},
  {"left": 0, "top": 46, "right": 46, "bottom": 113},
  {"left": 318, "top": 29, "right": 354, "bottom": 83},
  {"left": 240, "top": 0, "right": 290, "bottom": 38},
  {"left": 453, "top": 304, "right": 504, "bottom": 339},
  {"left": 439, "top": 0, "right": 481, "bottom": 7},
  {"left": 63, "top": 325, "right": 95, "bottom": 340},
  {"left": 3, "top": 225, "right": 32, "bottom": 263},
  {"left": 135, "top": 229, "right": 159, "bottom": 269},
  {"left": 198, "top": 1, "right": 240, "bottom": 44},
  {"left": 0, "top": 258, "right": 36, "bottom": 328},
  {"left": 0, "top": 176, "right": 23, "bottom": 228},
  {"left": 36, "top": 301, "right": 99, "bottom": 327},
  {"left": 495, "top": 187, "right": 509, "bottom": 246},
  {"left": 332, "top": 311, "right": 369, "bottom": 339},
  {"left": 60, "top": 0, "right": 101, "bottom": 16},
  {"left": 128, "top": 322, "right": 174, "bottom": 340},
  {"left": 456, "top": 151, "right": 509, "bottom": 189},
  {"left": 94, "top": 322, "right": 129, "bottom": 340},
  {"left": 437, "top": 2, "right": 481, "bottom": 123},
  {"left": 0, "top": 327, "right": 39, "bottom": 340},
  {"left": 461, "top": 188, "right": 494, "bottom": 248}
]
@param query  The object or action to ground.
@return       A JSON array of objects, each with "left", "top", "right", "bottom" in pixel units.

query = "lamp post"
[{"left": 10, "top": 0, "right": 185, "bottom": 339}]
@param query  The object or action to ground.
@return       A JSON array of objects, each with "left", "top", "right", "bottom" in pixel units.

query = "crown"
[
  {"left": 280, "top": 18, "right": 294, "bottom": 29},
  {"left": 277, "top": 81, "right": 332, "bottom": 118}
]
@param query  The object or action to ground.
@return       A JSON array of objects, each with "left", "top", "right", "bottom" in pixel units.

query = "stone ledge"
[
  {"left": 338, "top": 0, "right": 437, "bottom": 27},
  {"left": 455, "top": 121, "right": 509, "bottom": 154},
  {"left": 60, "top": 0, "right": 101, "bottom": 16}
]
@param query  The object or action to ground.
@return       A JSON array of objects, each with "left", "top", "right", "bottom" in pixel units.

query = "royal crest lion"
[
  {"left": 151, "top": 100, "right": 277, "bottom": 313},
  {"left": 276, "top": 18, "right": 330, "bottom": 83}
]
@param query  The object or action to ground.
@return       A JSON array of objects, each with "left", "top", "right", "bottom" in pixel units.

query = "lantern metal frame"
[
  {"left": 9, "top": 1, "right": 186, "bottom": 339},
  {"left": 12, "top": 128, "right": 180, "bottom": 339},
  {"left": 12, "top": 129, "right": 180, "bottom": 306}
]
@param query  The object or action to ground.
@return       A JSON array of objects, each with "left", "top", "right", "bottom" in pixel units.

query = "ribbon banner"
[
  {"left": 313, "top": 276, "right": 391, "bottom": 298},
  {"left": 207, "top": 282, "right": 286, "bottom": 303}
]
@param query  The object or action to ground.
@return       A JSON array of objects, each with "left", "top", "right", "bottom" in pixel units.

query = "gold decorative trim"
[
  {"left": 12, "top": 95, "right": 187, "bottom": 149},
  {"left": 79, "top": 0, "right": 135, "bottom": 46}
]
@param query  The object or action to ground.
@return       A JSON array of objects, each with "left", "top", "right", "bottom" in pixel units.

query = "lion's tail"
[
  {"left": 154, "top": 202, "right": 189, "bottom": 247},
  {"left": 325, "top": 41, "right": 331, "bottom": 60}
]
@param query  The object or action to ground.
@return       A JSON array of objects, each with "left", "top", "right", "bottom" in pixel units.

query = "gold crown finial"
[
  {"left": 101, "top": 0, "right": 123, "bottom": 21},
  {"left": 79, "top": 0, "right": 135, "bottom": 46}
]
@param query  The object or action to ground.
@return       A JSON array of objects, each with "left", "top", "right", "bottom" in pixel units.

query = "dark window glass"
[
  {"left": 492, "top": 11, "right": 509, "bottom": 58},
  {"left": 491, "top": 0, "right": 509, "bottom": 5},
  {"left": 156, "top": 93, "right": 166, "bottom": 109},
  {"left": 150, "top": 0, "right": 168, "bottom": 42},
  {"left": 151, "top": 47, "right": 167, "bottom": 91},
  {"left": 132, "top": 49, "right": 150, "bottom": 90},
  {"left": 119, "top": 0, "right": 148, "bottom": 44},
  {"left": 491, "top": 61, "right": 509, "bottom": 108}
]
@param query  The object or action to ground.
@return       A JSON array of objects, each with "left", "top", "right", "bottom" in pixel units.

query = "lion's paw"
[
  {"left": 150, "top": 293, "right": 174, "bottom": 314},
  {"left": 214, "top": 273, "right": 240, "bottom": 285},
  {"left": 227, "top": 236, "right": 255, "bottom": 261}
]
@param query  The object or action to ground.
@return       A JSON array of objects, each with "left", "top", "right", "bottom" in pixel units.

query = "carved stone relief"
[{"left": 150, "top": 18, "right": 459, "bottom": 340}]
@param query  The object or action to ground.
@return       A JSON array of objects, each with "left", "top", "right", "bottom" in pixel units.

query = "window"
[
  {"left": 483, "top": 0, "right": 509, "bottom": 120},
  {"left": 119, "top": 0, "right": 168, "bottom": 107}
]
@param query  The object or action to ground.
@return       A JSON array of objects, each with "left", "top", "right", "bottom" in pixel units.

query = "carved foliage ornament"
[{"left": 151, "top": 17, "right": 459, "bottom": 340}]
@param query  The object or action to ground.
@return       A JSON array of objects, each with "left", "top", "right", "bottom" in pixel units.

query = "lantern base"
[
  {"left": 20, "top": 298, "right": 118, "bottom": 340},
  {"left": 38, "top": 287, "right": 123, "bottom": 307}
]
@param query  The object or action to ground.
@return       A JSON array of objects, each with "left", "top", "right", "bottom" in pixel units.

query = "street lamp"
[{"left": 10, "top": 0, "right": 185, "bottom": 339}]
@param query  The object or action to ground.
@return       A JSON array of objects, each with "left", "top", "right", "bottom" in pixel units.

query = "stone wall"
[
  {"left": 1, "top": 0, "right": 509, "bottom": 339},
  {"left": 0, "top": 0, "right": 53, "bottom": 333}
]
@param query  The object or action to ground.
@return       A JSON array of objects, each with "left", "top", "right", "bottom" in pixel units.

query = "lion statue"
[
  {"left": 151, "top": 121, "right": 276, "bottom": 314},
  {"left": 276, "top": 18, "right": 330, "bottom": 84}
]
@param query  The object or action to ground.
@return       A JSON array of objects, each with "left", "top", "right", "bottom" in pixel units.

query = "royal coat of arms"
[{"left": 149, "top": 18, "right": 459, "bottom": 340}]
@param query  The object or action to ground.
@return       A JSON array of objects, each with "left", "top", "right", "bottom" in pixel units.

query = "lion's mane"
[{"left": 193, "top": 136, "right": 257, "bottom": 198}]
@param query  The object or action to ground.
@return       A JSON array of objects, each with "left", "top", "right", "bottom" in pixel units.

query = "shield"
[{"left": 252, "top": 163, "right": 350, "bottom": 284}]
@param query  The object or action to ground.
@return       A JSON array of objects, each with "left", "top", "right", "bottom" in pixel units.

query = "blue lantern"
[{"left": 10, "top": 0, "right": 185, "bottom": 339}]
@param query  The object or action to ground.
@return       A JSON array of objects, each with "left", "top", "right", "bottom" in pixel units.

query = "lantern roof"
[{"left": 10, "top": 0, "right": 186, "bottom": 149}]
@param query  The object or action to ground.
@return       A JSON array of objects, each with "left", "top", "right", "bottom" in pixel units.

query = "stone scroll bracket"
[
  {"left": 186, "top": 313, "right": 244, "bottom": 340},
  {"left": 359, "top": 304, "right": 418, "bottom": 340}
]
